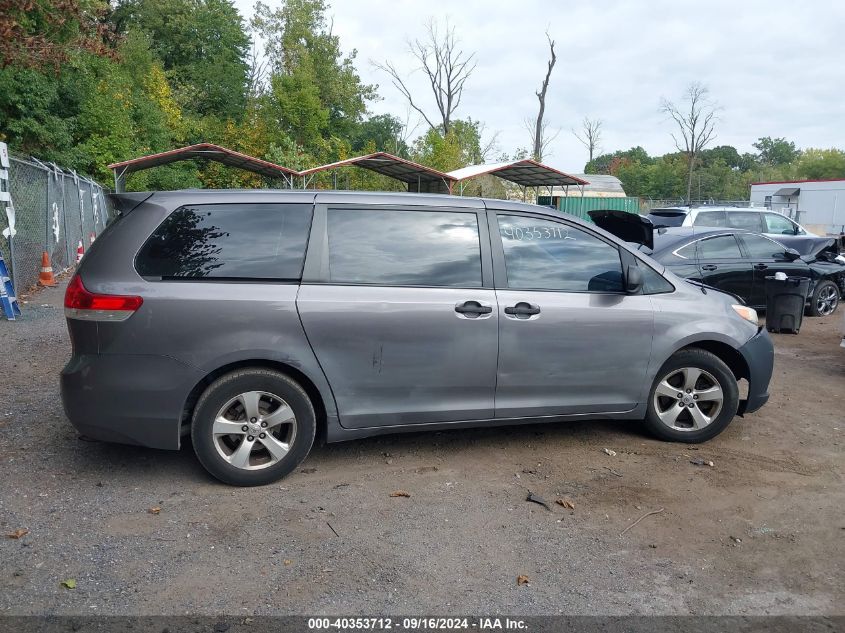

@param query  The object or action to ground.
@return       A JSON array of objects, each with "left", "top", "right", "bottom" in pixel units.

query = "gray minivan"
[{"left": 61, "top": 191, "right": 774, "bottom": 486}]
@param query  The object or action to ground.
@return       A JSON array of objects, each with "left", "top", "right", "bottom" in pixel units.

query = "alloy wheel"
[
  {"left": 652, "top": 367, "right": 724, "bottom": 432},
  {"left": 212, "top": 391, "right": 297, "bottom": 470},
  {"left": 816, "top": 285, "right": 838, "bottom": 316}
]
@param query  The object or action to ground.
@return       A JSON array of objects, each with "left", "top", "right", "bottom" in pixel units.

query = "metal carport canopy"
[
  {"left": 447, "top": 159, "right": 590, "bottom": 188},
  {"left": 298, "top": 152, "right": 456, "bottom": 193},
  {"left": 107, "top": 143, "right": 299, "bottom": 191}
]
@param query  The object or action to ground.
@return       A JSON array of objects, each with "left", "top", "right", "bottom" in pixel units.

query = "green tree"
[
  {"left": 350, "top": 114, "right": 410, "bottom": 157},
  {"left": 254, "top": 0, "right": 376, "bottom": 148},
  {"left": 586, "top": 146, "right": 651, "bottom": 174},
  {"left": 796, "top": 148, "right": 845, "bottom": 180},
  {"left": 753, "top": 136, "right": 800, "bottom": 166},
  {"left": 113, "top": 0, "right": 250, "bottom": 119},
  {"left": 0, "top": 66, "right": 75, "bottom": 160},
  {"left": 412, "top": 118, "right": 485, "bottom": 172},
  {"left": 267, "top": 64, "right": 330, "bottom": 148}
]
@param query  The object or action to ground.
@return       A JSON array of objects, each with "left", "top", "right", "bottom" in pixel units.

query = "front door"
[
  {"left": 689, "top": 234, "right": 755, "bottom": 301},
  {"left": 490, "top": 212, "right": 655, "bottom": 418},
  {"left": 737, "top": 233, "right": 811, "bottom": 308},
  {"left": 297, "top": 205, "right": 498, "bottom": 429}
]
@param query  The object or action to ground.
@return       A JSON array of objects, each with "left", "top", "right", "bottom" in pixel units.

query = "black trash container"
[{"left": 765, "top": 276, "right": 810, "bottom": 334}]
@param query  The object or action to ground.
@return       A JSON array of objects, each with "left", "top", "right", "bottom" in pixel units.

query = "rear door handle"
[
  {"left": 701, "top": 264, "right": 718, "bottom": 271},
  {"left": 455, "top": 300, "right": 493, "bottom": 317},
  {"left": 754, "top": 263, "right": 769, "bottom": 270},
  {"left": 504, "top": 302, "right": 541, "bottom": 318}
]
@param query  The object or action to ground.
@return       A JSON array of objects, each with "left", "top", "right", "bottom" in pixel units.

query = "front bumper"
[
  {"left": 736, "top": 327, "right": 774, "bottom": 415},
  {"left": 61, "top": 353, "right": 201, "bottom": 450}
]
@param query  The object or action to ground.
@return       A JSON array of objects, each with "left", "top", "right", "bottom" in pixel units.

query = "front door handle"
[
  {"left": 754, "top": 263, "right": 769, "bottom": 270},
  {"left": 701, "top": 264, "right": 718, "bottom": 271},
  {"left": 455, "top": 300, "right": 493, "bottom": 317},
  {"left": 504, "top": 302, "right": 541, "bottom": 318}
]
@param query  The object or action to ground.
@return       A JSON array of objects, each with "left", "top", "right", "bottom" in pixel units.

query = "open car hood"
[
  {"left": 588, "top": 210, "right": 654, "bottom": 250},
  {"left": 774, "top": 235, "right": 841, "bottom": 261}
]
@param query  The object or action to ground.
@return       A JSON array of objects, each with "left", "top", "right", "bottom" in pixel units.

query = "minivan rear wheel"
[
  {"left": 191, "top": 368, "right": 316, "bottom": 486},
  {"left": 644, "top": 349, "right": 739, "bottom": 443}
]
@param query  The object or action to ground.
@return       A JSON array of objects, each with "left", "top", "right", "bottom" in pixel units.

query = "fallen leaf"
[
  {"left": 603, "top": 448, "right": 617, "bottom": 457},
  {"left": 147, "top": 507, "right": 161, "bottom": 515},
  {"left": 517, "top": 575, "right": 530, "bottom": 586},
  {"left": 61, "top": 579, "right": 76, "bottom": 590},
  {"left": 284, "top": 559, "right": 293, "bottom": 566},
  {"left": 389, "top": 490, "right": 411, "bottom": 498},
  {"left": 556, "top": 498, "right": 576, "bottom": 510},
  {"left": 6, "top": 529, "right": 28, "bottom": 539}
]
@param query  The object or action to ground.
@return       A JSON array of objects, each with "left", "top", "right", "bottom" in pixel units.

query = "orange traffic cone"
[
  {"left": 76, "top": 240, "right": 84, "bottom": 264},
  {"left": 38, "top": 251, "right": 57, "bottom": 287}
]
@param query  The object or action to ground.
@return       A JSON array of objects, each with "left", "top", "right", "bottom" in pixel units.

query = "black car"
[{"left": 590, "top": 211, "right": 845, "bottom": 317}]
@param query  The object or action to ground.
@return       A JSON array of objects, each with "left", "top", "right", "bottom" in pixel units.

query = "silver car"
[
  {"left": 647, "top": 205, "right": 813, "bottom": 237},
  {"left": 61, "top": 191, "right": 774, "bottom": 486}
]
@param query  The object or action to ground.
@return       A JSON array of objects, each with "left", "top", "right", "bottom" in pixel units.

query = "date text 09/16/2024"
[{"left": 307, "top": 617, "right": 528, "bottom": 631}]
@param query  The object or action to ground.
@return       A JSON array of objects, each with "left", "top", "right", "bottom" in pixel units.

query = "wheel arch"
[
  {"left": 181, "top": 359, "right": 329, "bottom": 444},
  {"left": 676, "top": 340, "right": 750, "bottom": 381}
]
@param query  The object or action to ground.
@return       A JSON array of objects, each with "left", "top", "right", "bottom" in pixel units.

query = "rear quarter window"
[
  {"left": 693, "top": 211, "right": 727, "bottom": 227},
  {"left": 726, "top": 211, "right": 765, "bottom": 232},
  {"left": 136, "top": 203, "right": 313, "bottom": 280}
]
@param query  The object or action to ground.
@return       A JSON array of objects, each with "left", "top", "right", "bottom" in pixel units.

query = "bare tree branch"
[
  {"left": 531, "top": 31, "right": 557, "bottom": 161},
  {"left": 660, "top": 82, "right": 719, "bottom": 202},
  {"left": 525, "top": 116, "right": 561, "bottom": 161},
  {"left": 246, "top": 36, "right": 268, "bottom": 100},
  {"left": 371, "top": 58, "right": 440, "bottom": 131},
  {"left": 373, "top": 18, "right": 475, "bottom": 135},
  {"left": 476, "top": 121, "right": 501, "bottom": 163},
  {"left": 572, "top": 117, "right": 603, "bottom": 163}
]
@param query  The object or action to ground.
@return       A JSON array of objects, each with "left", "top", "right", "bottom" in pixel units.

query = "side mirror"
[
  {"left": 625, "top": 265, "right": 644, "bottom": 294},
  {"left": 784, "top": 248, "right": 801, "bottom": 261}
]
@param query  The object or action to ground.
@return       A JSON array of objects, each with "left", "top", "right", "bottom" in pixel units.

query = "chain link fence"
[{"left": 1, "top": 154, "right": 111, "bottom": 296}]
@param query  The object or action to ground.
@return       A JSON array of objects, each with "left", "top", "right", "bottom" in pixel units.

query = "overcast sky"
[{"left": 232, "top": 0, "right": 845, "bottom": 173}]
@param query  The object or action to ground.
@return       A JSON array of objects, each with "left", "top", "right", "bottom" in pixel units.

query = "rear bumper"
[
  {"left": 737, "top": 327, "right": 774, "bottom": 415},
  {"left": 60, "top": 353, "right": 200, "bottom": 450}
]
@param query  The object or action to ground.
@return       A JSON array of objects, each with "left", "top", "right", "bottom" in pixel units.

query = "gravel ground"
[{"left": 0, "top": 279, "right": 843, "bottom": 616}]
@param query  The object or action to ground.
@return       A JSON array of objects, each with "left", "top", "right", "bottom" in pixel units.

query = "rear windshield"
[
  {"left": 647, "top": 209, "right": 687, "bottom": 227},
  {"left": 136, "top": 203, "right": 312, "bottom": 280}
]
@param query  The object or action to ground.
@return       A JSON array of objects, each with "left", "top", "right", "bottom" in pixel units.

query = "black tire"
[
  {"left": 807, "top": 280, "right": 839, "bottom": 317},
  {"left": 191, "top": 368, "right": 316, "bottom": 486},
  {"left": 644, "top": 349, "right": 739, "bottom": 443}
]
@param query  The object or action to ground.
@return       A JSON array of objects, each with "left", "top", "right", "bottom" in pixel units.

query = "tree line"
[
  {"left": 1, "top": 0, "right": 843, "bottom": 199},
  {"left": 586, "top": 137, "right": 845, "bottom": 203}
]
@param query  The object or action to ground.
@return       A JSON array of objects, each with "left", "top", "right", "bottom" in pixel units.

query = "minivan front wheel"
[
  {"left": 644, "top": 349, "right": 739, "bottom": 443},
  {"left": 191, "top": 369, "right": 316, "bottom": 486}
]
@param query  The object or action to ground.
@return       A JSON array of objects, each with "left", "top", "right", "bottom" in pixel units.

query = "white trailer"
[{"left": 750, "top": 179, "right": 845, "bottom": 236}]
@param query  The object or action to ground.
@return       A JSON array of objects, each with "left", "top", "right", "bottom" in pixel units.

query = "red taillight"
[{"left": 65, "top": 275, "right": 142, "bottom": 319}]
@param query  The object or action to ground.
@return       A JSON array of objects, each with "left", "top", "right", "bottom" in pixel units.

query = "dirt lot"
[{"left": 0, "top": 280, "right": 843, "bottom": 616}]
